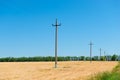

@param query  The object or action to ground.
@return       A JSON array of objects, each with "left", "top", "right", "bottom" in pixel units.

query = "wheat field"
[{"left": 0, "top": 61, "right": 118, "bottom": 80}]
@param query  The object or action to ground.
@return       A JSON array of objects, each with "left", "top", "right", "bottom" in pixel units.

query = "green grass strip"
[{"left": 89, "top": 62, "right": 120, "bottom": 80}]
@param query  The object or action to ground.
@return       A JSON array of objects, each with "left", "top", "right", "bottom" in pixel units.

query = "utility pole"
[
  {"left": 89, "top": 41, "right": 93, "bottom": 63},
  {"left": 100, "top": 48, "right": 102, "bottom": 61},
  {"left": 104, "top": 51, "right": 106, "bottom": 61},
  {"left": 52, "top": 19, "right": 61, "bottom": 68}
]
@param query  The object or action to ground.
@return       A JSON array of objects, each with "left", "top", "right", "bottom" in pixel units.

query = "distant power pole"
[
  {"left": 89, "top": 41, "right": 93, "bottom": 63},
  {"left": 104, "top": 51, "right": 106, "bottom": 61},
  {"left": 100, "top": 48, "right": 102, "bottom": 61},
  {"left": 52, "top": 19, "right": 61, "bottom": 68}
]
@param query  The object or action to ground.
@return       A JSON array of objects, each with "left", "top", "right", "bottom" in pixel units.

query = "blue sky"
[{"left": 0, "top": 0, "right": 120, "bottom": 57}]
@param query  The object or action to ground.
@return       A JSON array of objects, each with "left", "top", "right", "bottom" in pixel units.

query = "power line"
[{"left": 52, "top": 19, "right": 61, "bottom": 68}]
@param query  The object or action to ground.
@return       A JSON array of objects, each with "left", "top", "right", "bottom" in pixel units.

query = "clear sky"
[{"left": 0, "top": 0, "right": 120, "bottom": 57}]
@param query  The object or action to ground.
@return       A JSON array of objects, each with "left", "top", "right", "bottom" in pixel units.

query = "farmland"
[{"left": 0, "top": 61, "right": 118, "bottom": 80}]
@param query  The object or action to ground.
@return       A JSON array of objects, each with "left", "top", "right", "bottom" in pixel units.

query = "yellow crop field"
[{"left": 0, "top": 61, "right": 118, "bottom": 80}]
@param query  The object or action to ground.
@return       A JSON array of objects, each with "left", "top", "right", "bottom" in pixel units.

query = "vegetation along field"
[
  {"left": 89, "top": 62, "right": 120, "bottom": 80},
  {"left": 0, "top": 61, "right": 118, "bottom": 80}
]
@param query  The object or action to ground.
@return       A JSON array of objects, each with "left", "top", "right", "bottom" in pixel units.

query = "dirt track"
[{"left": 0, "top": 61, "right": 118, "bottom": 80}]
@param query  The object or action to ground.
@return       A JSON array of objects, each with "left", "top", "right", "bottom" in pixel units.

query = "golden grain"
[{"left": 0, "top": 61, "right": 117, "bottom": 80}]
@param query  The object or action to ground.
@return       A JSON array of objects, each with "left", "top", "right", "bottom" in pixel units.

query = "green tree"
[{"left": 111, "top": 54, "right": 118, "bottom": 61}]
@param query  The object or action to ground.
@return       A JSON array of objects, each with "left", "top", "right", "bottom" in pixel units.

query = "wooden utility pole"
[
  {"left": 89, "top": 41, "right": 93, "bottom": 63},
  {"left": 52, "top": 19, "right": 61, "bottom": 68}
]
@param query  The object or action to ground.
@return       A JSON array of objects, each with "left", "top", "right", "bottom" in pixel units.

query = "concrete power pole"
[
  {"left": 52, "top": 19, "right": 61, "bottom": 68},
  {"left": 100, "top": 48, "right": 102, "bottom": 61},
  {"left": 89, "top": 41, "right": 93, "bottom": 63},
  {"left": 104, "top": 51, "right": 106, "bottom": 61}
]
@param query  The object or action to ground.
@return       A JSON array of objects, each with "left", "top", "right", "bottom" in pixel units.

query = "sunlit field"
[{"left": 0, "top": 61, "right": 118, "bottom": 80}]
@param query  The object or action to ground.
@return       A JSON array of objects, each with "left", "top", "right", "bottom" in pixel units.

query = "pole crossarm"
[{"left": 52, "top": 19, "right": 61, "bottom": 27}]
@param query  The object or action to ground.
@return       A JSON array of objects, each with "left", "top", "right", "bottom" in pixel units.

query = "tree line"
[{"left": 0, "top": 54, "right": 119, "bottom": 62}]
